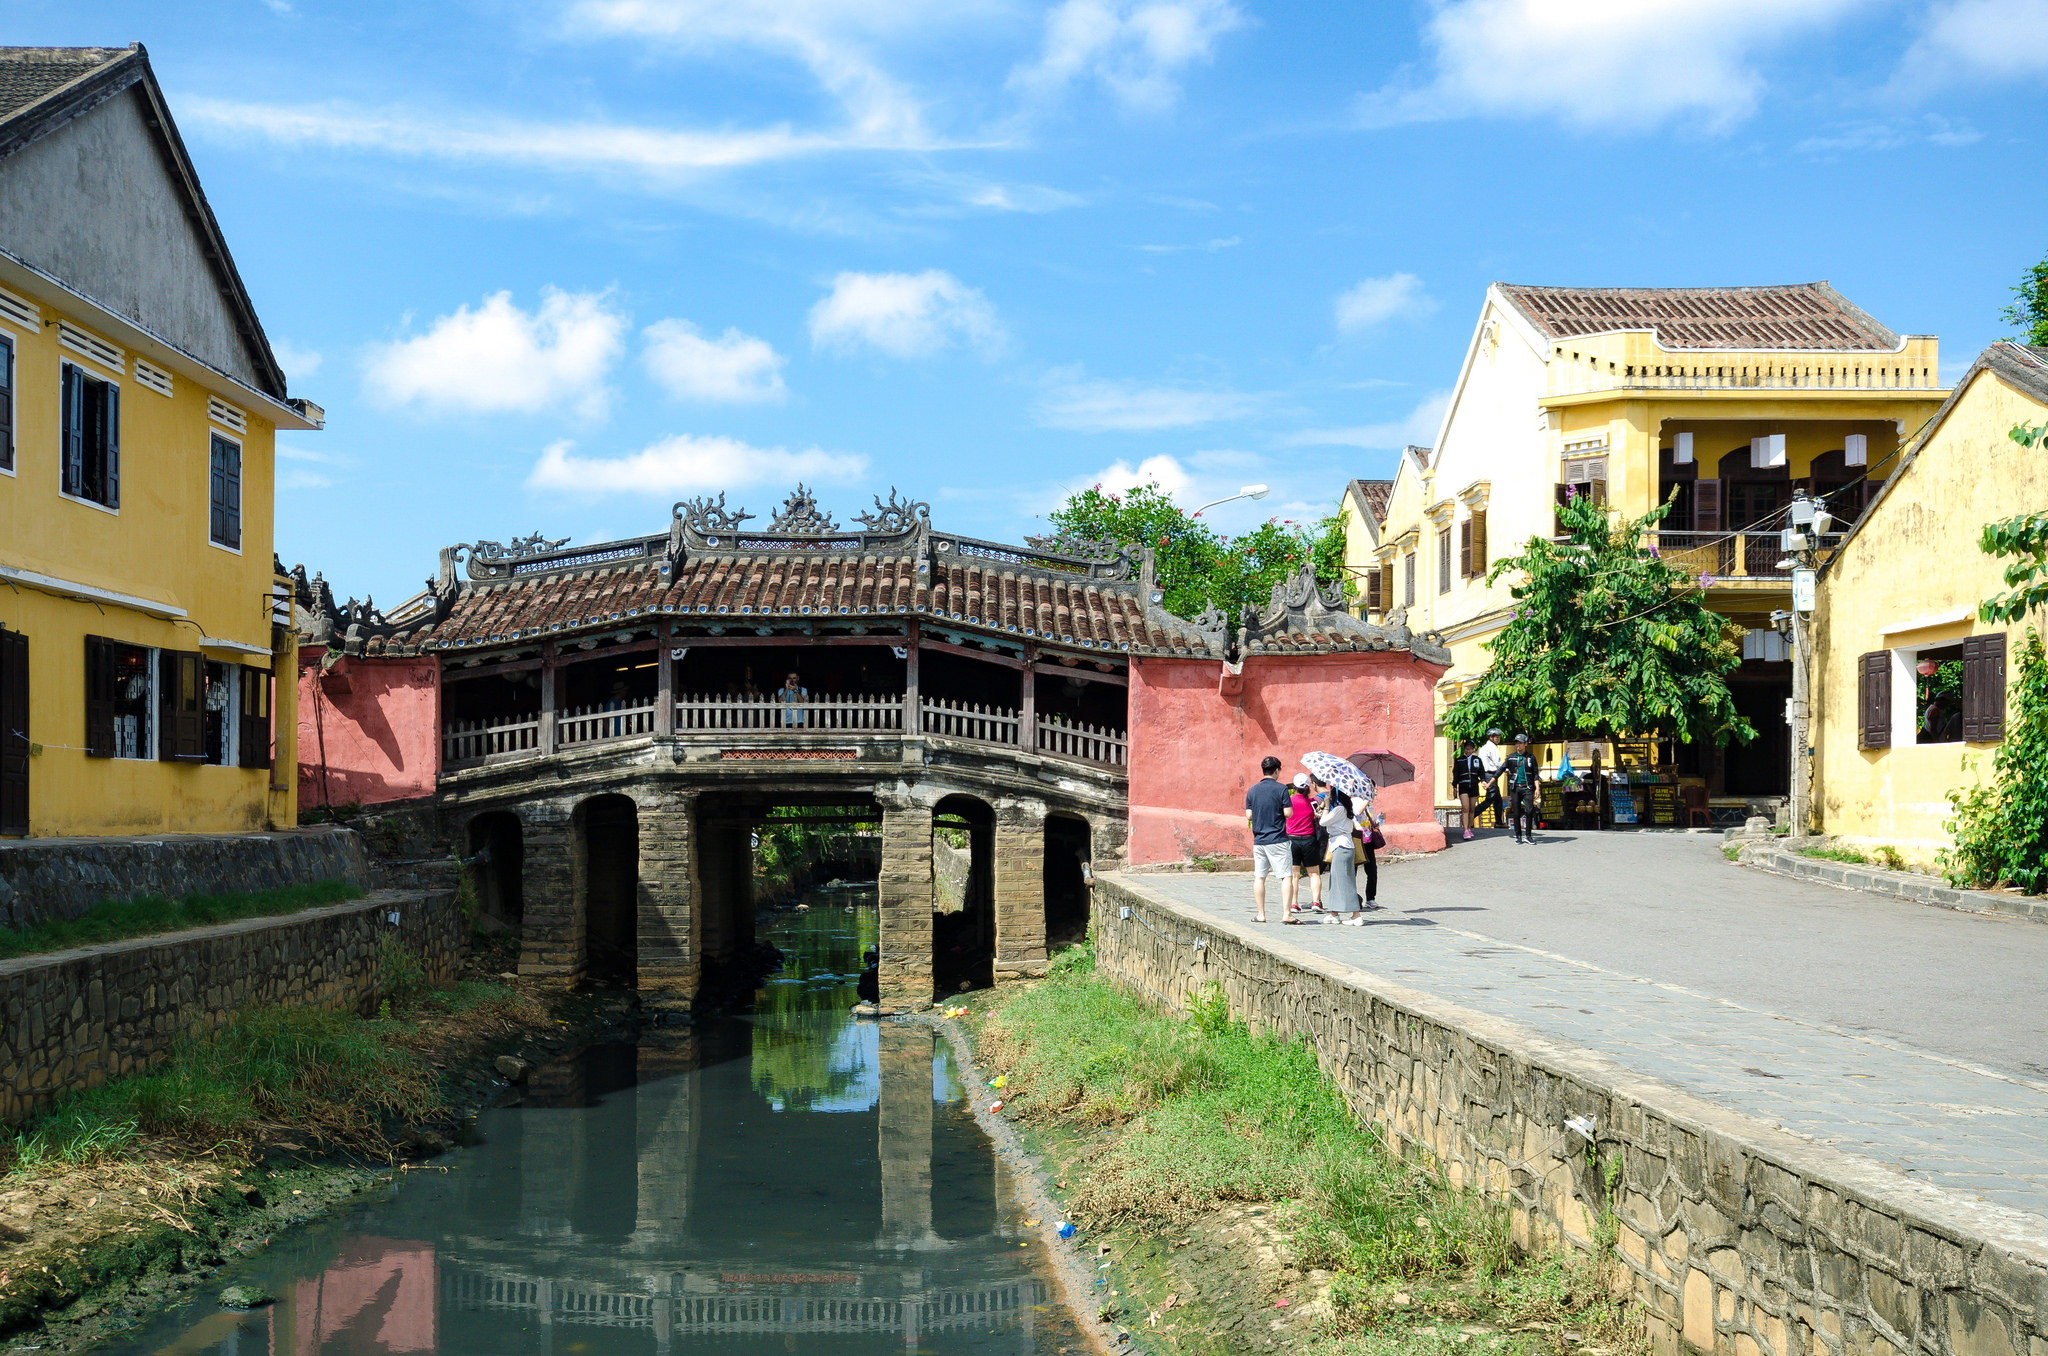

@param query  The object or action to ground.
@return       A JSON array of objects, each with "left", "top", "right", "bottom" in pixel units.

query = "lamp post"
[
  {"left": 1190, "top": 484, "right": 1270, "bottom": 518},
  {"left": 1777, "top": 490, "right": 1823, "bottom": 835}
]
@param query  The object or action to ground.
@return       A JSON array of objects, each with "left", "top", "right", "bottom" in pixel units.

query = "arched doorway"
[
  {"left": 465, "top": 811, "right": 525, "bottom": 936},
  {"left": 575, "top": 794, "right": 639, "bottom": 987},
  {"left": 1044, "top": 813, "right": 1092, "bottom": 949},
  {"left": 932, "top": 794, "right": 994, "bottom": 996}
]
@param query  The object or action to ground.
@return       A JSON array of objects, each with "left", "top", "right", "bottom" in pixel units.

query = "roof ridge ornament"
[
  {"left": 768, "top": 484, "right": 837, "bottom": 534},
  {"left": 675, "top": 494, "right": 754, "bottom": 536},
  {"left": 855, "top": 488, "right": 930, "bottom": 535}
]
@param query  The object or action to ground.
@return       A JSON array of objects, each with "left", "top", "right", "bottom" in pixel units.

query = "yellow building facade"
[
  {"left": 1810, "top": 342, "right": 2048, "bottom": 863},
  {"left": 0, "top": 46, "right": 320, "bottom": 837},
  {"left": 1367, "top": 283, "right": 1946, "bottom": 817}
]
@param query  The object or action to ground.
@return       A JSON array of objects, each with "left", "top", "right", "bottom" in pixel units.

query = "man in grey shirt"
[{"left": 1244, "top": 755, "right": 1292, "bottom": 924}]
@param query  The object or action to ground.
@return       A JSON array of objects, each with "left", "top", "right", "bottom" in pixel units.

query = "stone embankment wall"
[
  {"left": 0, "top": 888, "right": 458, "bottom": 1124},
  {"left": 0, "top": 826, "right": 372, "bottom": 930},
  {"left": 1092, "top": 874, "right": 2048, "bottom": 1356}
]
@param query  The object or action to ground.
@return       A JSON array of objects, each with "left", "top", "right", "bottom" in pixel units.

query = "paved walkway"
[{"left": 1132, "top": 830, "right": 2048, "bottom": 1221}]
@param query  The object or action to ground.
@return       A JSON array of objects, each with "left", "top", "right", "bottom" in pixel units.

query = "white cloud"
[
  {"left": 1334, "top": 273, "right": 1437, "bottom": 332},
  {"left": 1281, "top": 392, "right": 1451, "bottom": 450},
  {"left": 1037, "top": 371, "right": 1258, "bottom": 432},
  {"left": 1896, "top": 0, "right": 2048, "bottom": 87},
  {"left": 1793, "top": 114, "right": 1981, "bottom": 156},
  {"left": 808, "top": 270, "right": 1001, "bottom": 358},
  {"left": 270, "top": 338, "right": 323, "bottom": 382},
  {"left": 1360, "top": 0, "right": 1864, "bottom": 132},
  {"left": 1078, "top": 453, "right": 1196, "bottom": 499},
  {"left": 1138, "top": 236, "right": 1241, "bottom": 253},
  {"left": 527, "top": 436, "right": 867, "bottom": 496},
  {"left": 642, "top": 320, "right": 787, "bottom": 403},
  {"left": 1011, "top": 0, "right": 1243, "bottom": 112},
  {"left": 364, "top": 288, "right": 626, "bottom": 420},
  {"left": 278, "top": 468, "right": 333, "bottom": 491}
]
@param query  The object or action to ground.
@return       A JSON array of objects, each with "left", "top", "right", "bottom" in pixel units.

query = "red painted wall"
[
  {"left": 297, "top": 648, "right": 441, "bottom": 810},
  {"left": 1126, "top": 651, "right": 1447, "bottom": 863}
]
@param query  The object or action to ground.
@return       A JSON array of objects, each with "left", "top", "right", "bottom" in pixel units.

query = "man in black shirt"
[
  {"left": 1503, "top": 733, "right": 1542, "bottom": 844},
  {"left": 1244, "top": 755, "right": 1292, "bottom": 923}
]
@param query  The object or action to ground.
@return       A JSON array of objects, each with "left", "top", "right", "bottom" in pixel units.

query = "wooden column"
[
  {"left": 655, "top": 620, "right": 676, "bottom": 738},
  {"left": 1018, "top": 643, "right": 1037, "bottom": 753},
  {"left": 539, "top": 640, "right": 559, "bottom": 755},
  {"left": 903, "top": 620, "right": 921, "bottom": 738}
]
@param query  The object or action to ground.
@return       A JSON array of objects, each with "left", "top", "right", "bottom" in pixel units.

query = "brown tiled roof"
[
  {"left": 1348, "top": 478, "right": 1393, "bottom": 524},
  {"left": 1496, "top": 282, "right": 1902, "bottom": 352},
  {"left": 0, "top": 47, "right": 128, "bottom": 121}
]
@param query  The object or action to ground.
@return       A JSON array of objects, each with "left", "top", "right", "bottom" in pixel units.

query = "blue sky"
[{"left": 24, "top": 0, "right": 2048, "bottom": 604}]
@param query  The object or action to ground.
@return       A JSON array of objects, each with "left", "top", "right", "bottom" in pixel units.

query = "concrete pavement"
[{"left": 1134, "top": 830, "right": 2048, "bottom": 1220}]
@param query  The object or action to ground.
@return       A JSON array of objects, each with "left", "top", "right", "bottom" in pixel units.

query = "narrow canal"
[{"left": 101, "top": 898, "right": 1082, "bottom": 1355}]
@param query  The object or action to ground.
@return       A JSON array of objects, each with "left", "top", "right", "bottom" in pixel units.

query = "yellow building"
[
  {"left": 1368, "top": 283, "right": 1946, "bottom": 817},
  {"left": 0, "top": 46, "right": 321, "bottom": 837},
  {"left": 1810, "top": 342, "right": 2048, "bottom": 862},
  {"left": 1339, "top": 476, "right": 1394, "bottom": 612}
]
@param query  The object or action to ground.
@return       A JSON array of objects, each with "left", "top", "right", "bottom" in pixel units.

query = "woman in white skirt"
[{"left": 1313, "top": 780, "right": 1363, "bottom": 924}]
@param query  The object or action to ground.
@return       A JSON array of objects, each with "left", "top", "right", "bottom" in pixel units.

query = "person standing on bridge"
[
  {"left": 777, "top": 670, "right": 809, "bottom": 728},
  {"left": 1244, "top": 755, "right": 1291, "bottom": 924}
]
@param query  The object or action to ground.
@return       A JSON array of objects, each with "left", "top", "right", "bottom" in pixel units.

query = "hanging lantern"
[{"left": 1917, "top": 658, "right": 1939, "bottom": 677}]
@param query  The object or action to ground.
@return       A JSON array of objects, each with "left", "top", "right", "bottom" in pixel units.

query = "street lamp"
[{"left": 1190, "top": 484, "right": 1269, "bottom": 518}]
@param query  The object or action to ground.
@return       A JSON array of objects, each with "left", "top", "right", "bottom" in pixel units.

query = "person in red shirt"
[{"left": 1285, "top": 774, "right": 1324, "bottom": 914}]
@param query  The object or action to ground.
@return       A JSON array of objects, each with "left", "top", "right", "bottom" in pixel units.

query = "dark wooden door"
[{"left": 1, "top": 628, "right": 26, "bottom": 835}]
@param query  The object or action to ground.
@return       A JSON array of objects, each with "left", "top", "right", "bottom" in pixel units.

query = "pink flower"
[{"left": 1700, "top": 573, "right": 1717, "bottom": 587}]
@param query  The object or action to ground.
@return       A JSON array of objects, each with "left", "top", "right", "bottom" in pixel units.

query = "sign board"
[
  {"left": 1609, "top": 786, "right": 1639, "bottom": 824},
  {"left": 1792, "top": 568, "right": 1816, "bottom": 612},
  {"left": 1644, "top": 784, "right": 1682, "bottom": 826},
  {"left": 1540, "top": 782, "right": 1565, "bottom": 823}
]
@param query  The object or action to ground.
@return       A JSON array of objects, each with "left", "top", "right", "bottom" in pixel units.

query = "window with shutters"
[
  {"left": 239, "top": 667, "right": 273, "bottom": 771},
  {"left": 1555, "top": 456, "right": 1606, "bottom": 534},
  {"left": 1857, "top": 651, "right": 1891, "bottom": 750},
  {"left": 1403, "top": 552, "right": 1416, "bottom": 608},
  {"left": 159, "top": 650, "right": 205, "bottom": 762},
  {"left": 1469, "top": 508, "right": 1488, "bottom": 577},
  {"left": 201, "top": 660, "right": 237, "bottom": 765},
  {"left": 0, "top": 333, "right": 14, "bottom": 475},
  {"left": 1364, "top": 565, "right": 1382, "bottom": 615},
  {"left": 1379, "top": 561, "right": 1394, "bottom": 614},
  {"left": 1961, "top": 633, "right": 2007, "bottom": 742},
  {"left": 1437, "top": 528, "right": 1452, "bottom": 595},
  {"left": 60, "top": 362, "right": 119, "bottom": 509},
  {"left": 1912, "top": 642, "right": 1966, "bottom": 744},
  {"left": 85, "top": 637, "right": 155, "bottom": 759},
  {"left": 209, "top": 434, "right": 242, "bottom": 550},
  {"left": 1, "top": 627, "right": 26, "bottom": 836},
  {"left": 1459, "top": 519, "right": 1472, "bottom": 582}
]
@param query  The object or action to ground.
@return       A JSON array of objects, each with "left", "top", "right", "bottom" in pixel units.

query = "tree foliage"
[
  {"left": 1943, "top": 629, "right": 2048, "bottom": 894},
  {"left": 1042, "top": 482, "right": 1348, "bottom": 622},
  {"left": 2003, "top": 251, "right": 2048, "bottom": 347},
  {"left": 1979, "top": 421, "right": 2048, "bottom": 624},
  {"left": 1443, "top": 491, "right": 1755, "bottom": 746}
]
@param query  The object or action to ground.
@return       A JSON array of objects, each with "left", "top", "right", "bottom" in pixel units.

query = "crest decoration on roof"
[
  {"left": 855, "top": 488, "right": 931, "bottom": 535},
  {"left": 675, "top": 494, "right": 755, "bottom": 536},
  {"left": 768, "top": 484, "right": 838, "bottom": 534},
  {"left": 467, "top": 532, "right": 571, "bottom": 562}
]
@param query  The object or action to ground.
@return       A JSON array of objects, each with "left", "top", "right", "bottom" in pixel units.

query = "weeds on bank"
[
  {"left": 978, "top": 945, "right": 1639, "bottom": 1346},
  {"left": 0, "top": 881, "right": 362, "bottom": 961},
  {"left": 1798, "top": 846, "right": 1870, "bottom": 865}
]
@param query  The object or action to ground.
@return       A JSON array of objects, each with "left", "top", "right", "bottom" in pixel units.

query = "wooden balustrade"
[
  {"left": 442, "top": 712, "right": 540, "bottom": 765},
  {"left": 1647, "top": 530, "right": 1845, "bottom": 580},
  {"left": 919, "top": 696, "right": 1020, "bottom": 747},
  {"left": 557, "top": 697, "right": 659, "bottom": 748},
  {"left": 1036, "top": 715, "right": 1127, "bottom": 766},
  {"left": 675, "top": 693, "right": 905, "bottom": 732}
]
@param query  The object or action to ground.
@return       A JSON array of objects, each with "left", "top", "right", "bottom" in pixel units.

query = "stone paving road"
[{"left": 1131, "top": 830, "right": 2048, "bottom": 1221}]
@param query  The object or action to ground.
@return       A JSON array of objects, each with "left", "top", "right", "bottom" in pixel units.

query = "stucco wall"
[
  {"left": 298, "top": 650, "right": 442, "bottom": 809},
  {"left": 1125, "top": 650, "right": 1446, "bottom": 862},
  {"left": 1094, "top": 873, "right": 2048, "bottom": 1356},
  {"left": 0, "top": 887, "right": 457, "bottom": 1125},
  {"left": 1812, "top": 359, "right": 2048, "bottom": 860}
]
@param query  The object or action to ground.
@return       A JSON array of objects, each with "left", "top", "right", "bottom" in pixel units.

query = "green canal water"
[{"left": 98, "top": 901, "right": 1081, "bottom": 1355}]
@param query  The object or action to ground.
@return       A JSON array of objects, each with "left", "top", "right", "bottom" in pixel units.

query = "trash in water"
[{"left": 989, "top": 1075, "right": 1008, "bottom": 1089}]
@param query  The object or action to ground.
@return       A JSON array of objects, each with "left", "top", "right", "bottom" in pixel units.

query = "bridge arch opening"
[
  {"left": 465, "top": 810, "right": 525, "bottom": 935},
  {"left": 1044, "top": 812, "right": 1092, "bottom": 950},
  {"left": 574, "top": 793, "right": 639, "bottom": 988},
  {"left": 932, "top": 794, "right": 994, "bottom": 996}
]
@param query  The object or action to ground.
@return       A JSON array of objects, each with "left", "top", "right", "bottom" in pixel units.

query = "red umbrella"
[{"left": 1347, "top": 749, "right": 1415, "bottom": 787}]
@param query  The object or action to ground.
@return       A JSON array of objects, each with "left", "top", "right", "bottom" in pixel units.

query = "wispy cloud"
[
  {"left": 1281, "top": 392, "right": 1450, "bottom": 450},
  {"left": 1334, "top": 272, "right": 1436, "bottom": 332},
  {"left": 643, "top": 319, "right": 787, "bottom": 403},
  {"left": 1037, "top": 369, "right": 1259, "bottom": 432},
  {"left": 527, "top": 435, "right": 868, "bottom": 496},
  {"left": 270, "top": 338, "right": 324, "bottom": 382},
  {"left": 1138, "top": 235, "right": 1241, "bottom": 253},
  {"left": 1011, "top": 0, "right": 1244, "bottom": 112},
  {"left": 1359, "top": 0, "right": 1862, "bottom": 132},
  {"left": 363, "top": 288, "right": 625, "bottom": 420},
  {"left": 1794, "top": 114, "right": 1981, "bottom": 156},
  {"left": 1894, "top": 0, "right": 2048, "bottom": 89},
  {"left": 809, "top": 270, "right": 1002, "bottom": 358}
]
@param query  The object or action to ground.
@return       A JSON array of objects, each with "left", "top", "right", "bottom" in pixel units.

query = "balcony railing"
[
  {"left": 1647, "top": 531, "right": 1846, "bottom": 580},
  {"left": 1548, "top": 355, "right": 1940, "bottom": 398},
  {"left": 1036, "top": 715, "right": 1127, "bottom": 767},
  {"left": 558, "top": 697, "right": 659, "bottom": 749},
  {"left": 920, "top": 696, "right": 1020, "bottom": 747},
  {"left": 443, "top": 711, "right": 541, "bottom": 765},
  {"left": 676, "top": 693, "right": 905, "bottom": 732}
]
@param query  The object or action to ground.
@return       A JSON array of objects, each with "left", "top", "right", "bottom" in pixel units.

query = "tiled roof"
[
  {"left": 1348, "top": 479, "right": 1393, "bottom": 524},
  {"left": 1497, "top": 282, "right": 1902, "bottom": 352},
  {"left": 0, "top": 47, "right": 128, "bottom": 121}
]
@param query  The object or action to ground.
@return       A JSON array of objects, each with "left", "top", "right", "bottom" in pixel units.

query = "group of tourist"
[
  {"left": 1451, "top": 729, "right": 1543, "bottom": 845},
  {"left": 1242, "top": 755, "right": 1384, "bottom": 926}
]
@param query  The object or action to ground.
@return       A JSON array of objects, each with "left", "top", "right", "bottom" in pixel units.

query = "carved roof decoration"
[{"left": 297, "top": 487, "right": 1449, "bottom": 666}]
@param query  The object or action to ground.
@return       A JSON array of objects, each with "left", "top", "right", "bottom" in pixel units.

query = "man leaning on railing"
[{"left": 776, "top": 672, "right": 808, "bottom": 728}]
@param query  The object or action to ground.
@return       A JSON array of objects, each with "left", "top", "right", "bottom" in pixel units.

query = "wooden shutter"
[
  {"left": 61, "top": 364, "right": 84, "bottom": 497},
  {"left": 0, "top": 335, "right": 13, "bottom": 473},
  {"left": 238, "top": 666, "right": 273, "bottom": 769},
  {"left": 1, "top": 628, "right": 26, "bottom": 835},
  {"left": 1961, "top": 633, "right": 2007, "bottom": 742},
  {"left": 1471, "top": 509, "right": 1487, "bottom": 577},
  {"left": 1694, "top": 479, "right": 1722, "bottom": 532},
  {"left": 1858, "top": 651, "right": 1891, "bottom": 749},
  {"left": 1459, "top": 519, "right": 1472, "bottom": 579},
  {"left": 1379, "top": 562, "right": 1394, "bottom": 612},
  {"left": 84, "top": 635, "right": 116, "bottom": 757},
  {"left": 211, "top": 435, "right": 241, "bottom": 549},
  {"left": 1365, "top": 567, "right": 1382, "bottom": 613},
  {"left": 159, "top": 650, "right": 204, "bottom": 761},
  {"left": 1553, "top": 483, "right": 1572, "bottom": 535},
  {"left": 102, "top": 380, "right": 119, "bottom": 509},
  {"left": 1437, "top": 529, "right": 1451, "bottom": 594},
  {"left": 1403, "top": 553, "right": 1416, "bottom": 607}
]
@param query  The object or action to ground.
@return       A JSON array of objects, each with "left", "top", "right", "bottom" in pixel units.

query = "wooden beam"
[
  {"left": 1019, "top": 643, "right": 1036, "bottom": 751},
  {"left": 655, "top": 618, "right": 675, "bottom": 737},
  {"left": 539, "top": 641, "right": 558, "bottom": 755},
  {"left": 1031, "top": 660, "right": 1127, "bottom": 687},
  {"left": 553, "top": 637, "right": 661, "bottom": 667},
  {"left": 917, "top": 635, "right": 1026, "bottom": 670},
  {"left": 666, "top": 633, "right": 909, "bottom": 648},
  {"left": 442, "top": 655, "right": 545, "bottom": 683},
  {"left": 903, "top": 620, "right": 920, "bottom": 735}
]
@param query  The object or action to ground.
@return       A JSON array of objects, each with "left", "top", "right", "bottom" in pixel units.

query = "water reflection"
[{"left": 105, "top": 900, "right": 1069, "bottom": 1356}]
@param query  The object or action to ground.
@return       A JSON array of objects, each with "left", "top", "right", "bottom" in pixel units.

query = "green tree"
[
  {"left": 1042, "top": 482, "right": 1349, "bottom": 622},
  {"left": 1442, "top": 490, "right": 1755, "bottom": 747},
  {"left": 1979, "top": 421, "right": 2048, "bottom": 624},
  {"left": 2003, "top": 251, "right": 2048, "bottom": 347}
]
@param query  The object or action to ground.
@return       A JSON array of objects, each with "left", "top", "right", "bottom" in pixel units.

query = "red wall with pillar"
[
  {"left": 297, "top": 647, "right": 442, "bottom": 810},
  {"left": 1126, "top": 650, "right": 1447, "bottom": 863}
]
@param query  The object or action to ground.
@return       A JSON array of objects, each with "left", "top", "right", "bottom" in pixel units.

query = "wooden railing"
[
  {"left": 920, "top": 696, "right": 1019, "bottom": 747},
  {"left": 443, "top": 712, "right": 540, "bottom": 765},
  {"left": 675, "top": 693, "right": 905, "bottom": 732},
  {"left": 557, "top": 697, "right": 659, "bottom": 748},
  {"left": 1646, "top": 530, "right": 1846, "bottom": 580},
  {"left": 1548, "top": 354, "right": 1940, "bottom": 398},
  {"left": 1036, "top": 715, "right": 1127, "bottom": 766}
]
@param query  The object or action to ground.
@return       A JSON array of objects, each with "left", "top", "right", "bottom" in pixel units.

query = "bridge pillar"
[
  {"left": 636, "top": 789, "right": 700, "bottom": 999},
  {"left": 877, "top": 1022, "right": 935, "bottom": 1247},
  {"left": 993, "top": 798, "right": 1048, "bottom": 981},
  {"left": 877, "top": 795, "right": 933, "bottom": 1008},
  {"left": 696, "top": 815, "right": 755, "bottom": 968},
  {"left": 519, "top": 808, "right": 584, "bottom": 979}
]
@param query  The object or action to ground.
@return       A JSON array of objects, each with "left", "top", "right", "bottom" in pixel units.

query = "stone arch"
[
  {"left": 573, "top": 792, "right": 640, "bottom": 988},
  {"left": 931, "top": 792, "right": 995, "bottom": 995},
  {"left": 1043, "top": 811, "right": 1093, "bottom": 949},
  {"left": 464, "top": 809, "right": 525, "bottom": 935}
]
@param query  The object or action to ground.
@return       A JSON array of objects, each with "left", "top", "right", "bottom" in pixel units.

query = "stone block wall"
[
  {"left": 0, "top": 825, "right": 372, "bottom": 930},
  {"left": 0, "top": 888, "right": 458, "bottom": 1125},
  {"left": 1092, "top": 874, "right": 2048, "bottom": 1356},
  {"left": 993, "top": 800, "right": 1048, "bottom": 980},
  {"left": 877, "top": 796, "right": 933, "bottom": 1007}
]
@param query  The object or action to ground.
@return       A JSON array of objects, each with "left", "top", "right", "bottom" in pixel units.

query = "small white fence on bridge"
[
  {"left": 919, "top": 696, "right": 1020, "bottom": 747},
  {"left": 676, "top": 693, "right": 905, "bottom": 732},
  {"left": 558, "top": 697, "right": 660, "bottom": 748},
  {"left": 442, "top": 712, "right": 540, "bottom": 765},
  {"left": 1035, "top": 714, "right": 1126, "bottom": 767}
]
